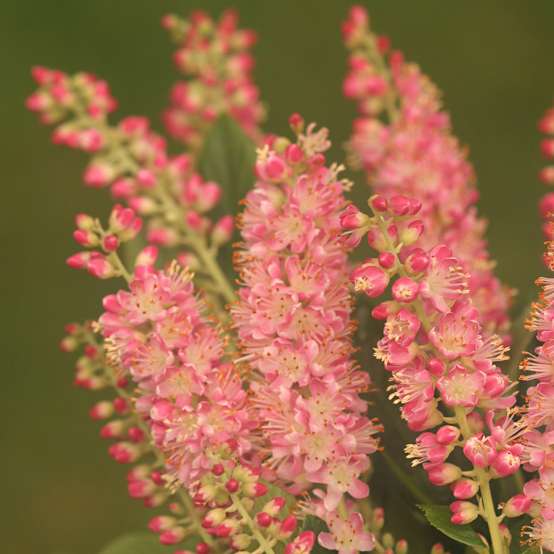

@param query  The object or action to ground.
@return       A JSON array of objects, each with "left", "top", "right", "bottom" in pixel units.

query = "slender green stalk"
[
  {"left": 455, "top": 408, "right": 506, "bottom": 554},
  {"left": 230, "top": 493, "right": 276, "bottom": 554}
]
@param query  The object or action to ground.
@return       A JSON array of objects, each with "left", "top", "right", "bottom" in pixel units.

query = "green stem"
[
  {"left": 455, "top": 408, "right": 505, "bottom": 554},
  {"left": 230, "top": 493, "right": 276, "bottom": 554}
]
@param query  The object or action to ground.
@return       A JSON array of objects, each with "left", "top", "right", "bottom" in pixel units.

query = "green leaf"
[
  {"left": 300, "top": 516, "right": 328, "bottom": 554},
  {"left": 520, "top": 548, "right": 540, "bottom": 554},
  {"left": 418, "top": 505, "right": 484, "bottom": 548},
  {"left": 99, "top": 532, "right": 198, "bottom": 554},
  {"left": 197, "top": 114, "right": 257, "bottom": 217}
]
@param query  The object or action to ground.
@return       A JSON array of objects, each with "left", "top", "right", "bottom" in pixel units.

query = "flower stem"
[
  {"left": 455, "top": 408, "right": 505, "bottom": 554},
  {"left": 230, "top": 493, "right": 276, "bottom": 554}
]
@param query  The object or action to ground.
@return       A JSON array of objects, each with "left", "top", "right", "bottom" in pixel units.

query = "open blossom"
[
  {"left": 342, "top": 5, "right": 512, "bottom": 340},
  {"left": 233, "top": 119, "right": 380, "bottom": 547},
  {"left": 163, "top": 9, "right": 264, "bottom": 148}
]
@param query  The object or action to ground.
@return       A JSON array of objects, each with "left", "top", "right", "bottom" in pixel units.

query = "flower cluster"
[
  {"left": 163, "top": 9, "right": 265, "bottom": 149},
  {"left": 497, "top": 108, "right": 554, "bottom": 551},
  {"left": 342, "top": 6, "right": 512, "bottom": 340},
  {"left": 30, "top": 5, "right": 554, "bottom": 554},
  {"left": 345, "top": 193, "right": 519, "bottom": 552},
  {"left": 232, "top": 117, "right": 381, "bottom": 551},
  {"left": 26, "top": 63, "right": 236, "bottom": 309}
]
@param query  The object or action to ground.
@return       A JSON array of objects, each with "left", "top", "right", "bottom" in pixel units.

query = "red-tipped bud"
[
  {"left": 75, "top": 213, "right": 95, "bottom": 230},
  {"left": 427, "top": 463, "right": 461, "bottom": 485},
  {"left": 450, "top": 501, "right": 478, "bottom": 525},
  {"left": 451, "top": 479, "right": 479, "bottom": 500},
  {"left": 436, "top": 425, "right": 460, "bottom": 445},
  {"left": 225, "top": 478, "right": 239, "bottom": 493},
  {"left": 113, "top": 397, "right": 128, "bottom": 414},
  {"left": 503, "top": 493, "right": 532, "bottom": 518},
  {"left": 369, "top": 194, "right": 388, "bottom": 212},
  {"left": 127, "top": 426, "right": 145, "bottom": 443},
  {"left": 148, "top": 515, "right": 176, "bottom": 533},
  {"left": 378, "top": 252, "right": 396, "bottom": 269},
  {"left": 262, "top": 496, "right": 286, "bottom": 516},
  {"left": 202, "top": 508, "right": 226, "bottom": 528},
  {"left": 159, "top": 526, "right": 185, "bottom": 545},
  {"left": 289, "top": 113, "right": 304, "bottom": 134},
  {"left": 73, "top": 229, "right": 98, "bottom": 247},
  {"left": 103, "top": 234, "right": 119, "bottom": 252},
  {"left": 256, "top": 512, "right": 272, "bottom": 527},
  {"left": 280, "top": 515, "right": 297, "bottom": 535},
  {"left": 340, "top": 204, "right": 370, "bottom": 229},
  {"left": 89, "top": 400, "right": 114, "bottom": 420},
  {"left": 212, "top": 215, "right": 234, "bottom": 245},
  {"left": 211, "top": 463, "right": 225, "bottom": 476}
]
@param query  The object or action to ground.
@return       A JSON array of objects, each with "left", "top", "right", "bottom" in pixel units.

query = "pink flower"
[
  {"left": 318, "top": 512, "right": 375, "bottom": 554},
  {"left": 429, "top": 301, "right": 480, "bottom": 360},
  {"left": 436, "top": 365, "right": 484, "bottom": 408},
  {"left": 351, "top": 263, "right": 390, "bottom": 297}
]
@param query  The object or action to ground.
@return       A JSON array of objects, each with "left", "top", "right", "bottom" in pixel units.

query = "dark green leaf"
[
  {"left": 418, "top": 505, "right": 484, "bottom": 548},
  {"left": 301, "top": 516, "right": 329, "bottom": 554},
  {"left": 197, "top": 114, "right": 257, "bottom": 217},
  {"left": 99, "top": 532, "right": 198, "bottom": 554},
  {"left": 520, "top": 548, "right": 540, "bottom": 554}
]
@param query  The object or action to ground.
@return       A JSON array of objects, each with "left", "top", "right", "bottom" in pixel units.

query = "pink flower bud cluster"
[
  {"left": 26, "top": 66, "right": 116, "bottom": 128},
  {"left": 539, "top": 105, "right": 554, "bottom": 248},
  {"left": 27, "top": 67, "right": 235, "bottom": 302},
  {"left": 67, "top": 205, "right": 143, "bottom": 279},
  {"left": 341, "top": 6, "right": 512, "bottom": 340},
  {"left": 162, "top": 10, "right": 264, "bottom": 148},
  {"left": 345, "top": 194, "right": 522, "bottom": 541},
  {"left": 190, "top": 461, "right": 309, "bottom": 551},
  {"left": 61, "top": 323, "right": 209, "bottom": 544},
  {"left": 232, "top": 117, "right": 381, "bottom": 550}
]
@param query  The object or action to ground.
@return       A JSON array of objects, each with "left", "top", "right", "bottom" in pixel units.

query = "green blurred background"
[{"left": 2, "top": 1, "right": 554, "bottom": 552}]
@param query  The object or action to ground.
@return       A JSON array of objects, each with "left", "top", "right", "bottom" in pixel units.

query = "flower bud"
[
  {"left": 451, "top": 479, "right": 479, "bottom": 500},
  {"left": 73, "top": 229, "right": 99, "bottom": 247},
  {"left": 89, "top": 400, "right": 114, "bottom": 420},
  {"left": 426, "top": 463, "right": 461, "bottom": 485},
  {"left": 450, "top": 501, "right": 478, "bottom": 525},
  {"left": 436, "top": 425, "right": 460, "bottom": 445},
  {"left": 369, "top": 194, "right": 388, "bottom": 212},
  {"left": 340, "top": 204, "right": 370, "bottom": 230},
  {"left": 256, "top": 512, "right": 272, "bottom": 528},
  {"left": 148, "top": 515, "right": 176, "bottom": 533},
  {"left": 203, "top": 508, "right": 226, "bottom": 528},
  {"left": 503, "top": 494, "right": 532, "bottom": 518},
  {"left": 159, "top": 526, "right": 185, "bottom": 545},
  {"left": 378, "top": 252, "right": 396, "bottom": 269},
  {"left": 212, "top": 215, "right": 234, "bottom": 245}
]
